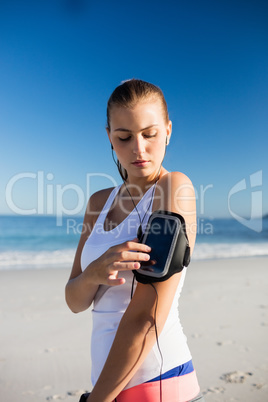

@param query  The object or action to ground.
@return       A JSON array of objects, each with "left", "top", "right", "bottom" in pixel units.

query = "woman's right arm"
[
  {"left": 65, "top": 190, "right": 151, "bottom": 314},
  {"left": 65, "top": 191, "right": 105, "bottom": 313}
]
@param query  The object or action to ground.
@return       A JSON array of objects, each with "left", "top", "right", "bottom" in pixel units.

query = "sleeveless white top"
[{"left": 81, "top": 185, "right": 192, "bottom": 390}]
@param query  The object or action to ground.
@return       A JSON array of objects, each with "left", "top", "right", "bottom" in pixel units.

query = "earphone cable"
[
  {"left": 130, "top": 279, "right": 163, "bottom": 402},
  {"left": 150, "top": 282, "right": 163, "bottom": 402}
]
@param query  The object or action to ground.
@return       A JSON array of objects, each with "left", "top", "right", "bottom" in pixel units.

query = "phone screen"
[{"left": 139, "top": 216, "right": 179, "bottom": 276}]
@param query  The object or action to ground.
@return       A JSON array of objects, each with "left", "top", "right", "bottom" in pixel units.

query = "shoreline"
[
  {"left": 1, "top": 253, "right": 268, "bottom": 272},
  {"left": 0, "top": 257, "right": 267, "bottom": 401}
]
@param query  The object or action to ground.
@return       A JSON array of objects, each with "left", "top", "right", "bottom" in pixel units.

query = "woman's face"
[{"left": 107, "top": 100, "right": 172, "bottom": 183}]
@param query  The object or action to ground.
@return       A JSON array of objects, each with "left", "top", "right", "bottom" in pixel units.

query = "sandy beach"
[{"left": 0, "top": 257, "right": 267, "bottom": 401}]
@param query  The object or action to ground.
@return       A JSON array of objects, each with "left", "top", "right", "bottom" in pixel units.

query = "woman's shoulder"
[
  {"left": 90, "top": 186, "right": 116, "bottom": 205},
  {"left": 154, "top": 170, "right": 196, "bottom": 249},
  {"left": 153, "top": 170, "right": 195, "bottom": 216},
  {"left": 72, "top": 186, "right": 118, "bottom": 249},
  {"left": 87, "top": 186, "right": 117, "bottom": 216},
  {"left": 159, "top": 170, "right": 193, "bottom": 188},
  {"left": 81, "top": 186, "right": 118, "bottom": 230},
  {"left": 155, "top": 171, "right": 194, "bottom": 203}
]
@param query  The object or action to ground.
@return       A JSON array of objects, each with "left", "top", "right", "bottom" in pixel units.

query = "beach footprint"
[
  {"left": 220, "top": 370, "right": 253, "bottom": 383},
  {"left": 67, "top": 390, "right": 89, "bottom": 396},
  {"left": 46, "top": 395, "right": 64, "bottom": 400},
  {"left": 252, "top": 383, "right": 266, "bottom": 390},
  {"left": 46, "top": 390, "right": 89, "bottom": 400},
  {"left": 216, "top": 340, "right": 235, "bottom": 346},
  {"left": 203, "top": 386, "right": 225, "bottom": 395}
]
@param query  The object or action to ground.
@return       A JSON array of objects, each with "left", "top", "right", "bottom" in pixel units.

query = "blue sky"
[{"left": 1, "top": 0, "right": 267, "bottom": 219}]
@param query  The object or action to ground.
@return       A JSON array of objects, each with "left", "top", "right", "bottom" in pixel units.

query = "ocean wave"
[
  {"left": 193, "top": 242, "right": 268, "bottom": 260},
  {"left": 0, "top": 242, "right": 268, "bottom": 270},
  {"left": 0, "top": 249, "right": 76, "bottom": 269}
]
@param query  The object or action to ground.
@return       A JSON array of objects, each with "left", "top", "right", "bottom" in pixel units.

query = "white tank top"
[{"left": 81, "top": 185, "right": 192, "bottom": 390}]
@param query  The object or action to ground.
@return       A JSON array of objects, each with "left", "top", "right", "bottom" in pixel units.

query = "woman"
[{"left": 65, "top": 79, "right": 204, "bottom": 402}]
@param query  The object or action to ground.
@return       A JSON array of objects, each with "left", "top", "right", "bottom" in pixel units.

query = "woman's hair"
[
  {"left": 107, "top": 79, "right": 169, "bottom": 181},
  {"left": 107, "top": 79, "right": 169, "bottom": 130}
]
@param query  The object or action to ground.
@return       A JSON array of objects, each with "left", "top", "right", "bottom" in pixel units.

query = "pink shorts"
[{"left": 116, "top": 370, "right": 200, "bottom": 402}]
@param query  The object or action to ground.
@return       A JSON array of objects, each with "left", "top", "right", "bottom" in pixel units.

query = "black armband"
[{"left": 133, "top": 210, "right": 191, "bottom": 284}]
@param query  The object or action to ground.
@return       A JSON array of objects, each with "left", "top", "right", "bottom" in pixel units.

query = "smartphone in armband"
[{"left": 133, "top": 210, "right": 191, "bottom": 284}]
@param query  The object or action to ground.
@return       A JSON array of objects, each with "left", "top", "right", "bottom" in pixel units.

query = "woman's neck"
[{"left": 123, "top": 167, "right": 168, "bottom": 197}]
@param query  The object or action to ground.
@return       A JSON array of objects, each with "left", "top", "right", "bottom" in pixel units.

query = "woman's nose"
[{"left": 133, "top": 136, "right": 145, "bottom": 154}]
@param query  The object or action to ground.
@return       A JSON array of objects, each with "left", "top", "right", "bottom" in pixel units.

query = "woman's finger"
[
  {"left": 113, "top": 250, "right": 150, "bottom": 264},
  {"left": 111, "top": 261, "right": 141, "bottom": 271},
  {"left": 111, "top": 239, "right": 151, "bottom": 253},
  {"left": 107, "top": 274, "right": 126, "bottom": 286}
]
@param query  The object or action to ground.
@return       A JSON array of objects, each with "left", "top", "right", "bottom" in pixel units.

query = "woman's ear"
[{"left": 166, "top": 120, "right": 172, "bottom": 145}]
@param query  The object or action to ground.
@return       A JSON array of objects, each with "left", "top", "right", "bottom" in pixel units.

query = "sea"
[{"left": 0, "top": 215, "right": 267, "bottom": 270}]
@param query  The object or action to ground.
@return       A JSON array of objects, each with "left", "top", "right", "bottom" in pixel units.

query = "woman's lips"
[{"left": 132, "top": 160, "right": 149, "bottom": 167}]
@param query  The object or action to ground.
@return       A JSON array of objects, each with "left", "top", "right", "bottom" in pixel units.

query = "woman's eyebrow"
[{"left": 114, "top": 124, "right": 158, "bottom": 133}]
